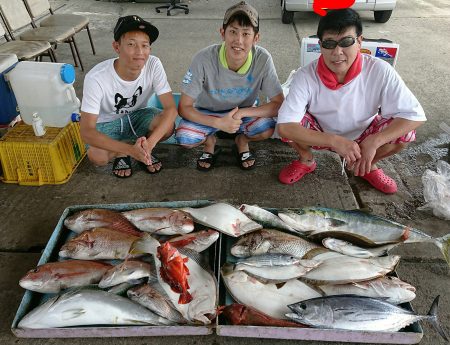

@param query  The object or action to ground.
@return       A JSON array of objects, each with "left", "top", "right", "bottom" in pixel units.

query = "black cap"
[{"left": 113, "top": 15, "right": 159, "bottom": 43}]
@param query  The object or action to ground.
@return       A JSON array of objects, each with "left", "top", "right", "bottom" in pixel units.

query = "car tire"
[
  {"left": 281, "top": 1, "right": 294, "bottom": 24},
  {"left": 374, "top": 10, "right": 393, "bottom": 23}
]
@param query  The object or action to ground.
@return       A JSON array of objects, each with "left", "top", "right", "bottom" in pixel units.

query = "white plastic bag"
[
  {"left": 271, "top": 69, "right": 297, "bottom": 139},
  {"left": 418, "top": 160, "right": 450, "bottom": 220}
]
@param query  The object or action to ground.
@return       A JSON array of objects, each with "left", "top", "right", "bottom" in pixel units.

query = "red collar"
[{"left": 317, "top": 52, "right": 362, "bottom": 90}]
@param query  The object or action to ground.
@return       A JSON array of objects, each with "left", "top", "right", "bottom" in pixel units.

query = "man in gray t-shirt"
[{"left": 176, "top": 1, "right": 284, "bottom": 171}]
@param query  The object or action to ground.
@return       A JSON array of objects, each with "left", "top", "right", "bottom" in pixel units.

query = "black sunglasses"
[{"left": 321, "top": 36, "right": 359, "bottom": 50}]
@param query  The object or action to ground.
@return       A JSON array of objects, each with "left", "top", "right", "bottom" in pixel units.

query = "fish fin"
[
  {"left": 426, "top": 295, "right": 449, "bottom": 341},
  {"left": 435, "top": 234, "right": 450, "bottom": 267},
  {"left": 302, "top": 248, "right": 329, "bottom": 259},
  {"left": 130, "top": 233, "right": 160, "bottom": 255},
  {"left": 351, "top": 282, "right": 370, "bottom": 290},
  {"left": 275, "top": 282, "right": 286, "bottom": 289},
  {"left": 61, "top": 308, "right": 86, "bottom": 320}
]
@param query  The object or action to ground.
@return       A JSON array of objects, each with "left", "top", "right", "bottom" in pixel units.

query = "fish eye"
[{"left": 300, "top": 303, "right": 306, "bottom": 309}]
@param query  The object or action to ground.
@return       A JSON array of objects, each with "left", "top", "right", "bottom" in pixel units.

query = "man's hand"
[
  {"left": 130, "top": 137, "right": 150, "bottom": 165},
  {"left": 332, "top": 136, "right": 362, "bottom": 167},
  {"left": 352, "top": 136, "right": 378, "bottom": 176},
  {"left": 217, "top": 107, "right": 242, "bottom": 133},
  {"left": 232, "top": 108, "right": 247, "bottom": 121}
]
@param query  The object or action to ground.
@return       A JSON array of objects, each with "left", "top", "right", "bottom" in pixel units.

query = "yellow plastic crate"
[{"left": 0, "top": 122, "right": 86, "bottom": 185}]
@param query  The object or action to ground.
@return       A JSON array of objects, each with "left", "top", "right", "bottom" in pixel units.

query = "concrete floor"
[{"left": 0, "top": 0, "right": 449, "bottom": 344}]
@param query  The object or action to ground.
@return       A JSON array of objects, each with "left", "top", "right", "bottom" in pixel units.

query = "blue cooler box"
[{"left": 0, "top": 54, "right": 19, "bottom": 126}]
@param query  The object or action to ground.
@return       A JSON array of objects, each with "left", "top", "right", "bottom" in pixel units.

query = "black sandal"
[
  {"left": 237, "top": 150, "right": 256, "bottom": 170},
  {"left": 141, "top": 154, "right": 162, "bottom": 174},
  {"left": 196, "top": 148, "right": 221, "bottom": 171},
  {"left": 112, "top": 156, "right": 133, "bottom": 178}
]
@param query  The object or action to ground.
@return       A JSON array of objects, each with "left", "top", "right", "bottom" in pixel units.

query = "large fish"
[
  {"left": 19, "top": 260, "right": 112, "bottom": 293},
  {"left": 287, "top": 295, "right": 448, "bottom": 340},
  {"left": 231, "top": 229, "right": 320, "bottom": 258},
  {"left": 223, "top": 303, "right": 307, "bottom": 327},
  {"left": 128, "top": 283, "right": 188, "bottom": 324},
  {"left": 221, "top": 264, "right": 321, "bottom": 319},
  {"left": 157, "top": 242, "right": 192, "bottom": 304},
  {"left": 98, "top": 259, "right": 156, "bottom": 288},
  {"left": 182, "top": 203, "right": 262, "bottom": 237},
  {"left": 301, "top": 254, "right": 400, "bottom": 285},
  {"left": 234, "top": 254, "right": 321, "bottom": 283},
  {"left": 122, "top": 208, "right": 194, "bottom": 235},
  {"left": 18, "top": 288, "right": 174, "bottom": 328},
  {"left": 317, "top": 276, "right": 416, "bottom": 305},
  {"left": 278, "top": 207, "right": 450, "bottom": 265},
  {"left": 64, "top": 209, "right": 142, "bottom": 236},
  {"left": 155, "top": 247, "right": 218, "bottom": 325},
  {"left": 167, "top": 229, "right": 219, "bottom": 252},
  {"left": 239, "top": 204, "right": 295, "bottom": 232},
  {"left": 59, "top": 228, "right": 159, "bottom": 260}
]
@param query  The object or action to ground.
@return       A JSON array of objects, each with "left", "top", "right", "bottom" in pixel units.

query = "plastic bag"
[
  {"left": 271, "top": 70, "right": 297, "bottom": 139},
  {"left": 418, "top": 160, "right": 450, "bottom": 220}
]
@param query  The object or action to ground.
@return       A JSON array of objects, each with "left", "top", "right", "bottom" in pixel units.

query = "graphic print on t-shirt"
[{"left": 114, "top": 86, "right": 143, "bottom": 114}]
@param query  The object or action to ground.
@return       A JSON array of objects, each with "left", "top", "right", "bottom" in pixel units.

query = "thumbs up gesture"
[{"left": 218, "top": 107, "right": 242, "bottom": 133}]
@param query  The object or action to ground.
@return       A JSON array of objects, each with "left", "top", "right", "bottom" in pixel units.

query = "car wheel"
[
  {"left": 281, "top": 1, "right": 294, "bottom": 24},
  {"left": 374, "top": 10, "right": 393, "bottom": 23}
]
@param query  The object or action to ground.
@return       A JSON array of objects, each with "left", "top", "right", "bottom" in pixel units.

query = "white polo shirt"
[{"left": 277, "top": 54, "right": 426, "bottom": 140}]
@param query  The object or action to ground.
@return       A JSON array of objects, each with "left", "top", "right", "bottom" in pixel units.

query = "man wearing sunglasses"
[
  {"left": 276, "top": 9, "right": 426, "bottom": 194},
  {"left": 80, "top": 15, "right": 177, "bottom": 178}
]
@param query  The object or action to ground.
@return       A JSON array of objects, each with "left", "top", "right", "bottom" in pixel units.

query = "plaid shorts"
[
  {"left": 96, "top": 107, "right": 161, "bottom": 143},
  {"left": 176, "top": 108, "right": 276, "bottom": 145},
  {"left": 282, "top": 113, "right": 416, "bottom": 150}
]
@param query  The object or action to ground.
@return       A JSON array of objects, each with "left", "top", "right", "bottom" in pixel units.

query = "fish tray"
[
  {"left": 215, "top": 208, "right": 424, "bottom": 345},
  {"left": 11, "top": 200, "right": 218, "bottom": 338}
]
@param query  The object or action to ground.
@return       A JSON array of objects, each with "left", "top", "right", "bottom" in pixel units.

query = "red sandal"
[
  {"left": 279, "top": 160, "right": 317, "bottom": 185},
  {"left": 361, "top": 168, "right": 397, "bottom": 194}
]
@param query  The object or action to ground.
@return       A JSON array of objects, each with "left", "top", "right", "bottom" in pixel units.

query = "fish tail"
[
  {"left": 178, "top": 291, "right": 193, "bottom": 304},
  {"left": 426, "top": 295, "right": 449, "bottom": 341},
  {"left": 435, "top": 234, "right": 450, "bottom": 267}
]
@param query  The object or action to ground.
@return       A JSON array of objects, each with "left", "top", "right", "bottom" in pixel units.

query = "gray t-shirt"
[{"left": 181, "top": 44, "right": 282, "bottom": 112}]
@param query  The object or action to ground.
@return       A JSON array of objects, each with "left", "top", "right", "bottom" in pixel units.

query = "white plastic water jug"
[{"left": 6, "top": 61, "right": 80, "bottom": 127}]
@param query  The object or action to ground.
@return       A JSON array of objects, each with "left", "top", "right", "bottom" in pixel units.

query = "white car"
[{"left": 281, "top": 0, "right": 397, "bottom": 24}]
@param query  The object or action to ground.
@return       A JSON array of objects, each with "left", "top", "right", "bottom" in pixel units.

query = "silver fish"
[
  {"left": 221, "top": 264, "right": 322, "bottom": 319},
  {"left": 318, "top": 276, "right": 416, "bottom": 305},
  {"left": 322, "top": 237, "right": 399, "bottom": 258},
  {"left": 182, "top": 203, "right": 262, "bottom": 237},
  {"left": 122, "top": 208, "right": 194, "bottom": 235},
  {"left": 98, "top": 259, "right": 156, "bottom": 288},
  {"left": 235, "top": 254, "right": 322, "bottom": 283},
  {"left": 231, "top": 229, "right": 320, "bottom": 258},
  {"left": 287, "top": 295, "right": 448, "bottom": 340},
  {"left": 128, "top": 283, "right": 188, "bottom": 324},
  {"left": 278, "top": 207, "right": 450, "bottom": 265},
  {"left": 18, "top": 288, "right": 174, "bottom": 328},
  {"left": 19, "top": 260, "right": 112, "bottom": 293},
  {"left": 301, "top": 254, "right": 400, "bottom": 285},
  {"left": 239, "top": 204, "right": 295, "bottom": 232}
]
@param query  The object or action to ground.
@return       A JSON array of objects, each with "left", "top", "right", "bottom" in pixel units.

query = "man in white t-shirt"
[
  {"left": 277, "top": 9, "right": 426, "bottom": 194},
  {"left": 80, "top": 15, "right": 177, "bottom": 178}
]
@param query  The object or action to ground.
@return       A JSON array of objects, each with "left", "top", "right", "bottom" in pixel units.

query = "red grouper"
[{"left": 157, "top": 242, "right": 193, "bottom": 304}]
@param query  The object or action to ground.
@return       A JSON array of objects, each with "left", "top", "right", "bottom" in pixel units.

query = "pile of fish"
[
  {"left": 18, "top": 207, "right": 219, "bottom": 329},
  {"left": 220, "top": 204, "right": 449, "bottom": 339},
  {"left": 17, "top": 202, "right": 449, "bottom": 339}
]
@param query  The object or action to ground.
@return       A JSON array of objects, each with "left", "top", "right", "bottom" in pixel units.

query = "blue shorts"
[
  {"left": 175, "top": 108, "right": 276, "bottom": 145},
  {"left": 96, "top": 107, "right": 161, "bottom": 142}
]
